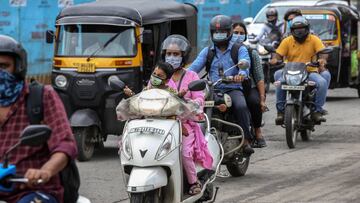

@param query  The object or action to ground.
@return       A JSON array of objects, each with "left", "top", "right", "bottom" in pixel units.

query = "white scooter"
[{"left": 111, "top": 79, "right": 223, "bottom": 203}]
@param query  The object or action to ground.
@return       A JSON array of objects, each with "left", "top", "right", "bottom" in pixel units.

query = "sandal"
[{"left": 189, "top": 180, "right": 202, "bottom": 195}]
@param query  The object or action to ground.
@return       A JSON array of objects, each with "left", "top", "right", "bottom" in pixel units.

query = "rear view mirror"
[
  {"left": 238, "top": 59, "right": 250, "bottom": 70},
  {"left": 243, "top": 17, "right": 253, "bottom": 25},
  {"left": 142, "top": 29, "right": 153, "bottom": 45},
  {"left": 188, "top": 80, "right": 206, "bottom": 91},
  {"left": 45, "top": 30, "right": 54, "bottom": 44},
  {"left": 317, "top": 47, "right": 333, "bottom": 55},
  {"left": 108, "top": 76, "right": 126, "bottom": 91},
  {"left": 20, "top": 125, "right": 51, "bottom": 147}
]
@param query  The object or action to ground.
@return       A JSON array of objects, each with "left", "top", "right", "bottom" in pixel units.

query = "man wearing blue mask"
[
  {"left": 0, "top": 35, "right": 77, "bottom": 203},
  {"left": 189, "top": 15, "right": 254, "bottom": 155}
]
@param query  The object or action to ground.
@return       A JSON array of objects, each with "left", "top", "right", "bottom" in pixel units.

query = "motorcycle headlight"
[
  {"left": 224, "top": 94, "right": 232, "bottom": 107},
  {"left": 55, "top": 75, "right": 67, "bottom": 88},
  {"left": 285, "top": 74, "right": 304, "bottom": 86},
  {"left": 257, "top": 44, "right": 268, "bottom": 55},
  {"left": 121, "top": 134, "right": 133, "bottom": 160},
  {"left": 155, "top": 132, "right": 175, "bottom": 161}
]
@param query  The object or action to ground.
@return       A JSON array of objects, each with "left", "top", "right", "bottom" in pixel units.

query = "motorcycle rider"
[
  {"left": 0, "top": 35, "right": 77, "bottom": 202},
  {"left": 189, "top": 15, "right": 254, "bottom": 155},
  {"left": 252, "top": 8, "right": 284, "bottom": 43},
  {"left": 283, "top": 8, "right": 303, "bottom": 37},
  {"left": 270, "top": 16, "right": 331, "bottom": 123},
  {"left": 162, "top": 34, "right": 213, "bottom": 195},
  {"left": 232, "top": 22, "right": 267, "bottom": 147}
]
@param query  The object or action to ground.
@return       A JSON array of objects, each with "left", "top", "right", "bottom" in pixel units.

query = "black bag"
[
  {"left": 205, "top": 42, "right": 256, "bottom": 96},
  {"left": 26, "top": 80, "right": 80, "bottom": 203}
]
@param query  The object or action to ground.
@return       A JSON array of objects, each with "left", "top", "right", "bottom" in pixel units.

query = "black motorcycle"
[{"left": 274, "top": 48, "right": 333, "bottom": 148}]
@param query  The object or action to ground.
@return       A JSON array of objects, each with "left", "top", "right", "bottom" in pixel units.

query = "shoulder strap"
[
  {"left": 230, "top": 42, "right": 242, "bottom": 65},
  {"left": 205, "top": 46, "right": 216, "bottom": 73},
  {"left": 26, "top": 80, "right": 44, "bottom": 125}
]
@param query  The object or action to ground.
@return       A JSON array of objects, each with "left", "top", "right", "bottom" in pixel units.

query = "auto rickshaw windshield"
[
  {"left": 303, "top": 14, "right": 338, "bottom": 41},
  {"left": 55, "top": 24, "right": 137, "bottom": 57}
]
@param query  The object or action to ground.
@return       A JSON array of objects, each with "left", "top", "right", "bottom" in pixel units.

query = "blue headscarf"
[{"left": 0, "top": 69, "right": 24, "bottom": 107}]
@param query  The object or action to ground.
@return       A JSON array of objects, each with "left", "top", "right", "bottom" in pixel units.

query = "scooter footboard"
[{"left": 127, "top": 167, "right": 168, "bottom": 193}]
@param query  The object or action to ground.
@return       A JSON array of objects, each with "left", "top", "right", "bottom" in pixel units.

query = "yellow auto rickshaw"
[{"left": 45, "top": 0, "right": 197, "bottom": 161}]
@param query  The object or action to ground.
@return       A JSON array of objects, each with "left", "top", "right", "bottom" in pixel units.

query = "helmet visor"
[{"left": 161, "top": 37, "right": 189, "bottom": 52}]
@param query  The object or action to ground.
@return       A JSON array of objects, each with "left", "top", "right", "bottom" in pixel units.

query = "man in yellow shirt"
[{"left": 270, "top": 16, "right": 331, "bottom": 123}]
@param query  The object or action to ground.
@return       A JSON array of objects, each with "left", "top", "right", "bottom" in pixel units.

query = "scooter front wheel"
[{"left": 130, "top": 189, "right": 162, "bottom": 203}]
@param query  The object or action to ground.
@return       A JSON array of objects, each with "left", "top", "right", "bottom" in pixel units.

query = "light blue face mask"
[
  {"left": 232, "top": 34, "right": 246, "bottom": 43},
  {"left": 287, "top": 20, "right": 292, "bottom": 31},
  {"left": 165, "top": 55, "right": 182, "bottom": 69},
  {"left": 213, "top": 33, "right": 228, "bottom": 41}
]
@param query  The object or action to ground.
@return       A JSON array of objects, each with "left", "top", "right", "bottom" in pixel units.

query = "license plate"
[
  {"left": 204, "top": 101, "right": 215, "bottom": 107},
  {"left": 76, "top": 63, "right": 96, "bottom": 73},
  {"left": 281, "top": 85, "right": 305, "bottom": 91}
]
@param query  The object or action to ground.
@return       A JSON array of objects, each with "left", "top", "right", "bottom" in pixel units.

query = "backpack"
[
  {"left": 205, "top": 42, "right": 256, "bottom": 94},
  {"left": 26, "top": 80, "right": 80, "bottom": 203}
]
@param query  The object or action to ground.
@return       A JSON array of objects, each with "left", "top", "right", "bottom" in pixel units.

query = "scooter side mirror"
[
  {"left": 109, "top": 76, "right": 126, "bottom": 91},
  {"left": 20, "top": 125, "right": 52, "bottom": 147},
  {"left": 188, "top": 80, "right": 207, "bottom": 91},
  {"left": 238, "top": 59, "right": 250, "bottom": 70},
  {"left": 317, "top": 47, "right": 333, "bottom": 55}
]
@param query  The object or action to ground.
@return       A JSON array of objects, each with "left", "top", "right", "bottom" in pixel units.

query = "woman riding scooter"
[{"left": 161, "top": 34, "right": 213, "bottom": 195}]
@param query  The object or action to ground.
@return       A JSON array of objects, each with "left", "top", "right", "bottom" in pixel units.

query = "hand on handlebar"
[
  {"left": 234, "top": 75, "right": 245, "bottom": 83},
  {"left": 269, "top": 58, "right": 278, "bottom": 65},
  {"left": 23, "top": 168, "right": 51, "bottom": 187},
  {"left": 123, "top": 86, "right": 134, "bottom": 97}
]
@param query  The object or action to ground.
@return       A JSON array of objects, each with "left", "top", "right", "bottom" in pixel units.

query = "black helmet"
[
  {"left": 284, "top": 8, "right": 302, "bottom": 21},
  {"left": 0, "top": 35, "right": 27, "bottom": 79},
  {"left": 161, "top": 34, "right": 191, "bottom": 66},
  {"left": 266, "top": 8, "right": 278, "bottom": 18},
  {"left": 290, "top": 16, "right": 310, "bottom": 43},
  {"left": 210, "top": 15, "right": 233, "bottom": 45}
]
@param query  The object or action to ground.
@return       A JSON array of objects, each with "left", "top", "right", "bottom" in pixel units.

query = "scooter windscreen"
[{"left": 116, "top": 89, "right": 200, "bottom": 121}]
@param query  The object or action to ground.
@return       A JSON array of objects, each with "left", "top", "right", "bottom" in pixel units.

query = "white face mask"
[
  {"left": 213, "top": 33, "right": 228, "bottom": 41},
  {"left": 165, "top": 55, "right": 182, "bottom": 69}
]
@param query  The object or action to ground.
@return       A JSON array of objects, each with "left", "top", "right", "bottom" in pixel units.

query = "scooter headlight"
[
  {"left": 55, "top": 75, "right": 67, "bottom": 88},
  {"left": 121, "top": 134, "right": 133, "bottom": 160},
  {"left": 155, "top": 133, "right": 175, "bottom": 161},
  {"left": 285, "top": 73, "right": 304, "bottom": 86}
]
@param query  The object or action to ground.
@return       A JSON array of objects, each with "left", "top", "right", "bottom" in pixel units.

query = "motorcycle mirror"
[
  {"left": 2, "top": 125, "right": 51, "bottom": 168},
  {"left": 20, "top": 125, "right": 52, "bottom": 147},
  {"left": 238, "top": 59, "right": 250, "bottom": 70},
  {"left": 188, "top": 80, "right": 207, "bottom": 91},
  {"left": 317, "top": 47, "right": 333, "bottom": 55},
  {"left": 263, "top": 45, "right": 276, "bottom": 53},
  {"left": 109, "top": 76, "right": 126, "bottom": 91}
]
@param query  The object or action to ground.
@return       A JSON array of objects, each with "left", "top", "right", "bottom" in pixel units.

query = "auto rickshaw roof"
[
  {"left": 56, "top": 0, "right": 197, "bottom": 26},
  {"left": 299, "top": 6, "right": 359, "bottom": 21}
]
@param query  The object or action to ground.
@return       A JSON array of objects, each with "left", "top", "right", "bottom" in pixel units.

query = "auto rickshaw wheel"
[{"left": 73, "top": 126, "right": 96, "bottom": 161}]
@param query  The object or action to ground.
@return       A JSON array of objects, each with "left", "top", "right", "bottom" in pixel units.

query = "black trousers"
[
  {"left": 245, "top": 88, "right": 263, "bottom": 129},
  {"left": 227, "top": 90, "right": 251, "bottom": 140}
]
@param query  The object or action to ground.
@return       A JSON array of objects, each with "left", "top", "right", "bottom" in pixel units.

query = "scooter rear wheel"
[{"left": 226, "top": 156, "right": 250, "bottom": 177}]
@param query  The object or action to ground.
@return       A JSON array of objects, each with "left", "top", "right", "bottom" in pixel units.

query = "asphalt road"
[{"left": 77, "top": 86, "right": 360, "bottom": 203}]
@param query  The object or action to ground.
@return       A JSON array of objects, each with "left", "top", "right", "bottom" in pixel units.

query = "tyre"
[
  {"left": 300, "top": 129, "right": 311, "bottom": 141},
  {"left": 357, "top": 84, "right": 360, "bottom": 98},
  {"left": 226, "top": 156, "right": 250, "bottom": 177},
  {"left": 73, "top": 127, "right": 96, "bottom": 161},
  {"left": 130, "top": 189, "right": 162, "bottom": 203},
  {"left": 285, "top": 105, "right": 299, "bottom": 149}
]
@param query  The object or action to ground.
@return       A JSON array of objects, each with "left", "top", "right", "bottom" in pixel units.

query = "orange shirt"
[{"left": 276, "top": 34, "right": 325, "bottom": 63}]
